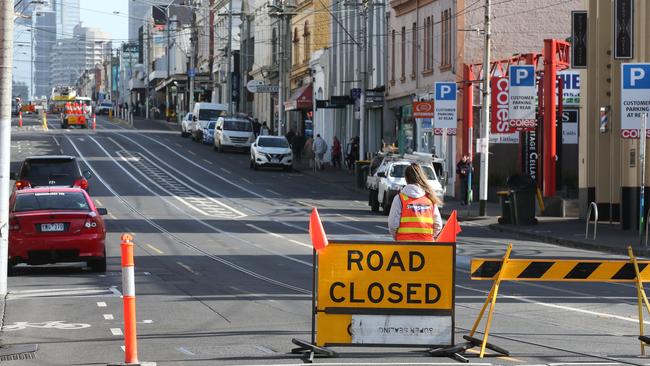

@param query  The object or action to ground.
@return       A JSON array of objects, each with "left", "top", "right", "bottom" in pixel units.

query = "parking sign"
[
  {"left": 434, "top": 82, "right": 457, "bottom": 129},
  {"left": 508, "top": 65, "right": 537, "bottom": 131},
  {"left": 621, "top": 63, "right": 650, "bottom": 139}
]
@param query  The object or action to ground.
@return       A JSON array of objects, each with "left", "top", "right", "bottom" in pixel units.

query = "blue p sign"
[
  {"left": 509, "top": 65, "right": 535, "bottom": 87},
  {"left": 623, "top": 64, "right": 650, "bottom": 89},
  {"left": 435, "top": 82, "right": 457, "bottom": 101}
]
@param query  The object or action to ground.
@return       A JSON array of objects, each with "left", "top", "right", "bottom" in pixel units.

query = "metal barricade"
[{"left": 585, "top": 202, "right": 598, "bottom": 240}]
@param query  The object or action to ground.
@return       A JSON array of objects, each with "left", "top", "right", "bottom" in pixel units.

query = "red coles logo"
[{"left": 491, "top": 77, "right": 513, "bottom": 134}]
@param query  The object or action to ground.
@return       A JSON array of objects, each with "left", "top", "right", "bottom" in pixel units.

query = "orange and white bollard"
[
  {"left": 92, "top": 114, "right": 96, "bottom": 130},
  {"left": 121, "top": 233, "right": 138, "bottom": 364},
  {"left": 18, "top": 112, "right": 22, "bottom": 128}
]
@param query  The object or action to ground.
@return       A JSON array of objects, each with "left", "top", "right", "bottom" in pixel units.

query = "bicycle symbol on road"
[{"left": 3, "top": 321, "right": 91, "bottom": 331}]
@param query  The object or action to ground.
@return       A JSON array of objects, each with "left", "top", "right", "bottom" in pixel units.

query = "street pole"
[
  {"left": 359, "top": 0, "right": 368, "bottom": 160},
  {"left": 166, "top": 7, "right": 170, "bottom": 121},
  {"left": 226, "top": 0, "right": 233, "bottom": 115},
  {"left": 189, "top": 6, "right": 196, "bottom": 111},
  {"left": 478, "top": 0, "right": 491, "bottom": 216},
  {"left": 145, "top": 23, "right": 150, "bottom": 119},
  {"left": 276, "top": 9, "right": 285, "bottom": 136},
  {"left": 640, "top": 113, "right": 648, "bottom": 241},
  {"left": 0, "top": 0, "right": 14, "bottom": 295}
]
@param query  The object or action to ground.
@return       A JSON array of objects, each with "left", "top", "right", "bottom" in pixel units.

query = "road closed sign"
[
  {"left": 508, "top": 65, "right": 537, "bottom": 131},
  {"left": 621, "top": 64, "right": 650, "bottom": 139},
  {"left": 316, "top": 241, "right": 455, "bottom": 347},
  {"left": 434, "top": 82, "right": 457, "bottom": 129}
]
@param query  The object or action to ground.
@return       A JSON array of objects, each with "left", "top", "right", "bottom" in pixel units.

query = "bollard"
[
  {"left": 121, "top": 233, "right": 138, "bottom": 364},
  {"left": 109, "top": 109, "right": 113, "bottom": 120},
  {"left": 93, "top": 114, "right": 96, "bottom": 130},
  {"left": 18, "top": 112, "right": 22, "bottom": 128},
  {"left": 42, "top": 112, "right": 48, "bottom": 130}
]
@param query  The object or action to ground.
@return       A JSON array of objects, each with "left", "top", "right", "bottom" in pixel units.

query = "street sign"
[
  {"left": 491, "top": 77, "right": 514, "bottom": 134},
  {"left": 350, "top": 88, "right": 361, "bottom": 100},
  {"left": 434, "top": 82, "right": 457, "bottom": 129},
  {"left": 316, "top": 241, "right": 455, "bottom": 347},
  {"left": 620, "top": 63, "right": 650, "bottom": 139},
  {"left": 188, "top": 68, "right": 196, "bottom": 79},
  {"left": 508, "top": 65, "right": 537, "bottom": 131},
  {"left": 412, "top": 101, "right": 434, "bottom": 118},
  {"left": 614, "top": 0, "right": 634, "bottom": 60},
  {"left": 246, "top": 79, "right": 279, "bottom": 93}
]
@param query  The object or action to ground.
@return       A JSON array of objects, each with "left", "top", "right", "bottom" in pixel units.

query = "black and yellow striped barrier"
[{"left": 466, "top": 245, "right": 650, "bottom": 358}]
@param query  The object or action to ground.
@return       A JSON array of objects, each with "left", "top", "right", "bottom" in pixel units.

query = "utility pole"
[
  {"left": 166, "top": 6, "right": 171, "bottom": 121},
  {"left": 276, "top": 8, "right": 285, "bottom": 136},
  {"left": 0, "top": 0, "right": 14, "bottom": 295},
  {"left": 359, "top": 0, "right": 368, "bottom": 160},
  {"left": 478, "top": 0, "right": 491, "bottom": 216},
  {"left": 226, "top": 0, "right": 233, "bottom": 115},
  {"left": 189, "top": 2, "right": 196, "bottom": 111},
  {"left": 145, "top": 22, "right": 150, "bottom": 119}
]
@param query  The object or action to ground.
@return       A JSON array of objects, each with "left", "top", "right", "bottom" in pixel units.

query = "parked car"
[
  {"left": 96, "top": 101, "right": 113, "bottom": 115},
  {"left": 213, "top": 116, "right": 255, "bottom": 152},
  {"left": 250, "top": 136, "right": 293, "bottom": 171},
  {"left": 202, "top": 120, "right": 216, "bottom": 145},
  {"left": 11, "top": 156, "right": 92, "bottom": 192},
  {"left": 368, "top": 156, "right": 444, "bottom": 214},
  {"left": 8, "top": 187, "right": 108, "bottom": 272},
  {"left": 191, "top": 102, "right": 227, "bottom": 142},
  {"left": 180, "top": 112, "right": 193, "bottom": 137}
]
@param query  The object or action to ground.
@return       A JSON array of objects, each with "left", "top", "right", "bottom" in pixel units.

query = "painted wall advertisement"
[{"left": 621, "top": 63, "right": 650, "bottom": 139}]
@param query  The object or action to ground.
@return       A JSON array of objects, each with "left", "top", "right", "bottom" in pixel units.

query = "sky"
[{"left": 79, "top": 0, "right": 129, "bottom": 44}]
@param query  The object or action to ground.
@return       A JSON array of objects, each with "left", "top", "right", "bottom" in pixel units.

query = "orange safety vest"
[{"left": 395, "top": 193, "right": 435, "bottom": 242}]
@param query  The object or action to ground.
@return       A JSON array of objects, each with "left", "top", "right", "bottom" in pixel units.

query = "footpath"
[{"left": 119, "top": 117, "right": 647, "bottom": 257}]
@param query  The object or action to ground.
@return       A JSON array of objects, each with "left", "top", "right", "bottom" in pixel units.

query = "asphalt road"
[{"left": 3, "top": 114, "right": 650, "bottom": 365}]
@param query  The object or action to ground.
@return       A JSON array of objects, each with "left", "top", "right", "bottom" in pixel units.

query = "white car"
[
  {"left": 213, "top": 117, "right": 255, "bottom": 152},
  {"left": 180, "top": 112, "right": 193, "bottom": 137},
  {"left": 250, "top": 136, "right": 293, "bottom": 171},
  {"left": 370, "top": 160, "right": 444, "bottom": 214}
]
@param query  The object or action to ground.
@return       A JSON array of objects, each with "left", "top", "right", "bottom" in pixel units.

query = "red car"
[{"left": 8, "top": 188, "right": 108, "bottom": 272}]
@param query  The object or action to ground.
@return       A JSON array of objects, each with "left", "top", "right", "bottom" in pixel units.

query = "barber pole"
[{"left": 121, "top": 233, "right": 138, "bottom": 364}]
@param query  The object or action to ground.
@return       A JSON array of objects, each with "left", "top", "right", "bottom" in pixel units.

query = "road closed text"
[{"left": 317, "top": 243, "right": 454, "bottom": 310}]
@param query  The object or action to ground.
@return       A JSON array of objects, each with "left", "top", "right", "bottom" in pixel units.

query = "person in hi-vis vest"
[{"left": 388, "top": 164, "right": 443, "bottom": 241}]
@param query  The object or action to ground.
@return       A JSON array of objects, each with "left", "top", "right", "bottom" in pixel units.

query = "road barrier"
[
  {"left": 292, "top": 211, "right": 463, "bottom": 362},
  {"left": 121, "top": 233, "right": 139, "bottom": 364},
  {"left": 93, "top": 114, "right": 96, "bottom": 130},
  {"left": 18, "top": 112, "right": 22, "bottom": 128},
  {"left": 467, "top": 245, "right": 650, "bottom": 357}
]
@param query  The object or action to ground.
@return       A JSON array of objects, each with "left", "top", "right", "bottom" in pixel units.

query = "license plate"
[
  {"left": 271, "top": 158, "right": 279, "bottom": 164},
  {"left": 40, "top": 223, "right": 65, "bottom": 232}
]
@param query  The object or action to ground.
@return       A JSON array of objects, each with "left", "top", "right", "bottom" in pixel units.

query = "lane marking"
[
  {"left": 242, "top": 178, "right": 253, "bottom": 184},
  {"left": 188, "top": 150, "right": 196, "bottom": 156},
  {"left": 142, "top": 320, "right": 153, "bottom": 324},
  {"left": 266, "top": 189, "right": 280, "bottom": 196},
  {"left": 177, "top": 347, "right": 196, "bottom": 356},
  {"left": 52, "top": 137, "right": 60, "bottom": 146},
  {"left": 97, "top": 302, "right": 107, "bottom": 307},
  {"left": 110, "top": 328, "right": 123, "bottom": 336},
  {"left": 336, "top": 213, "right": 360, "bottom": 222},
  {"left": 202, "top": 159, "right": 212, "bottom": 165},
  {"left": 375, "top": 225, "right": 386, "bottom": 231},
  {"left": 234, "top": 364, "right": 492, "bottom": 366},
  {"left": 103, "top": 314, "right": 114, "bottom": 320},
  {"left": 109, "top": 287, "right": 122, "bottom": 296},
  {"left": 221, "top": 168, "right": 232, "bottom": 174},
  {"left": 146, "top": 244, "right": 164, "bottom": 255},
  {"left": 254, "top": 345, "right": 276, "bottom": 354},
  {"left": 177, "top": 261, "right": 199, "bottom": 275},
  {"left": 289, "top": 239, "right": 312, "bottom": 249},
  {"left": 120, "top": 346, "right": 125, "bottom": 352},
  {"left": 243, "top": 223, "right": 312, "bottom": 253},
  {"left": 466, "top": 348, "right": 523, "bottom": 363},
  {"left": 175, "top": 143, "right": 182, "bottom": 148},
  {"left": 108, "top": 213, "right": 117, "bottom": 220},
  {"left": 143, "top": 271, "right": 151, "bottom": 276},
  {"left": 95, "top": 199, "right": 103, "bottom": 206}
]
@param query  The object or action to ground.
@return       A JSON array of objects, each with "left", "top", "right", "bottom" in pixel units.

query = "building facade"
[
  {"left": 33, "top": 11, "right": 57, "bottom": 98},
  {"left": 51, "top": 0, "right": 80, "bottom": 39}
]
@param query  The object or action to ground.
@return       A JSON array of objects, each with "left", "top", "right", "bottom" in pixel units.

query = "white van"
[
  {"left": 191, "top": 103, "right": 227, "bottom": 142},
  {"left": 213, "top": 116, "right": 255, "bottom": 152}
]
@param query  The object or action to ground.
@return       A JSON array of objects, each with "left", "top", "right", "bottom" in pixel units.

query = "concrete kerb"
[{"left": 488, "top": 223, "right": 650, "bottom": 257}]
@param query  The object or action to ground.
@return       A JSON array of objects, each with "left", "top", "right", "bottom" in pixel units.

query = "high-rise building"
[
  {"left": 51, "top": 0, "right": 80, "bottom": 39},
  {"left": 34, "top": 11, "right": 57, "bottom": 98},
  {"left": 129, "top": 0, "right": 169, "bottom": 41}
]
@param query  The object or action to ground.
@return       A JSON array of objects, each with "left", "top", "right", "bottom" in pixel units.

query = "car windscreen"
[
  {"left": 13, "top": 192, "right": 90, "bottom": 212},
  {"left": 206, "top": 121, "right": 216, "bottom": 129},
  {"left": 223, "top": 120, "right": 252, "bottom": 132},
  {"left": 389, "top": 164, "right": 437, "bottom": 180},
  {"left": 21, "top": 159, "right": 79, "bottom": 187},
  {"left": 258, "top": 137, "right": 289, "bottom": 148},
  {"left": 198, "top": 109, "right": 221, "bottom": 120}
]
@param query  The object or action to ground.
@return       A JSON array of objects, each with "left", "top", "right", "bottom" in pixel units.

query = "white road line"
[
  {"left": 243, "top": 224, "right": 312, "bottom": 253},
  {"left": 177, "top": 261, "right": 199, "bottom": 275},
  {"left": 103, "top": 314, "right": 114, "bottom": 320},
  {"left": 175, "top": 143, "right": 182, "bottom": 148},
  {"left": 109, "top": 287, "right": 122, "bottom": 296},
  {"left": 120, "top": 346, "right": 125, "bottom": 352},
  {"left": 177, "top": 347, "right": 196, "bottom": 356},
  {"left": 188, "top": 150, "right": 196, "bottom": 156},
  {"left": 235, "top": 364, "right": 491, "bottom": 366},
  {"left": 375, "top": 225, "right": 386, "bottom": 231},
  {"left": 108, "top": 213, "right": 117, "bottom": 220},
  {"left": 95, "top": 199, "right": 103, "bottom": 206},
  {"left": 289, "top": 239, "right": 312, "bottom": 249},
  {"left": 142, "top": 319, "right": 153, "bottom": 324},
  {"left": 143, "top": 272, "right": 151, "bottom": 276},
  {"left": 97, "top": 302, "right": 107, "bottom": 307},
  {"left": 52, "top": 137, "right": 60, "bottom": 146},
  {"left": 110, "top": 328, "right": 123, "bottom": 336},
  {"left": 254, "top": 345, "right": 276, "bottom": 354},
  {"left": 241, "top": 177, "right": 253, "bottom": 184},
  {"left": 265, "top": 189, "right": 280, "bottom": 196},
  {"left": 221, "top": 167, "right": 232, "bottom": 174},
  {"left": 336, "top": 213, "right": 360, "bottom": 222},
  {"left": 146, "top": 244, "right": 164, "bottom": 254},
  {"left": 202, "top": 159, "right": 212, "bottom": 164}
]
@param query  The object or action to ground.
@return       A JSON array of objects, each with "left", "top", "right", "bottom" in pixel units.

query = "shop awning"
[{"left": 284, "top": 83, "right": 312, "bottom": 111}]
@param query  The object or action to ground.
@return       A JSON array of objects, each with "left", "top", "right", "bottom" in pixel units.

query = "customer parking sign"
[
  {"left": 508, "top": 65, "right": 537, "bottom": 131},
  {"left": 621, "top": 64, "right": 650, "bottom": 139}
]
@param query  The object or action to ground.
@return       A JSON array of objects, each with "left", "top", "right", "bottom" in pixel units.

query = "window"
[
  {"left": 303, "top": 21, "right": 310, "bottom": 63},
  {"left": 400, "top": 26, "right": 405, "bottom": 81},
  {"left": 441, "top": 9, "right": 452, "bottom": 68},
  {"left": 411, "top": 22, "right": 417, "bottom": 78},
  {"left": 293, "top": 28, "right": 300, "bottom": 65},
  {"left": 272, "top": 28, "right": 277, "bottom": 64},
  {"left": 423, "top": 16, "right": 434, "bottom": 72},
  {"left": 429, "top": 16, "right": 434, "bottom": 69},
  {"left": 391, "top": 29, "right": 396, "bottom": 84}
]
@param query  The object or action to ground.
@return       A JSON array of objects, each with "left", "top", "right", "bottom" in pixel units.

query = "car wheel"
[
  {"left": 370, "top": 189, "right": 380, "bottom": 212},
  {"left": 284, "top": 165, "right": 293, "bottom": 172},
  {"left": 249, "top": 159, "right": 254, "bottom": 169},
  {"left": 382, "top": 193, "right": 391, "bottom": 215},
  {"left": 253, "top": 162, "right": 259, "bottom": 171},
  {"left": 88, "top": 252, "right": 107, "bottom": 273}
]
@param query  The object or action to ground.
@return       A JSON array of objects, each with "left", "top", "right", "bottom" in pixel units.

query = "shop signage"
[
  {"left": 558, "top": 71, "right": 580, "bottom": 106},
  {"left": 571, "top": 11, "right": 587, "bottom": 68},
  {"left": 621, "top": 63, "right": 650, "bottom": 139},
  {"left": 413, "top": 101, "right": 434, "bottom": 118},
  {"left": 246, "top": 79, "right": 279, "bottom": 93},
  {"left": 562, "top": 110, "right": 579, "bottom": 144},
  {"left": 434, "top": 82, "right": 457, "bottom": 129},
  {"left": 614, "top": 0, "right": 634, "bottom": 60},
  {"left": 508, "top": 65, "right": 537, "bottom": 131},
  {"left": 523, "top": 130, "right": 539, "bottom": 183},
  {"left": 491, "top": 77, "right": 513, "bottom": 134}
]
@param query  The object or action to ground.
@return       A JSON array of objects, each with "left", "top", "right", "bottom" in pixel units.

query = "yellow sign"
[{"left": 318, "top": 242, "right": 454, "bottom": 310}]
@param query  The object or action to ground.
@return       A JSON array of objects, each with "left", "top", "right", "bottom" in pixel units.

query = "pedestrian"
[
  {"left": 253, "top": 118, "right": 261, "bottom": 136},
  {"left": 312, "top": 134, "right": 328, "bottom": 170},
  {"left": 331, "top": 136, "right": 342, "bottom": 168},
  {"left": 456, "top": 155, "right": 473, "bottom": 205},
  {"left": 292, "top": 132, "right": 304, "bottom": 163},
  {"left": 388, "top": 163, "right": 443, "bottom": 241},
  {"left": 303, "top": 136, "right": 315, "bottom": 169},
  {"left": 260, "top": 122, "right": 270, "bottom": 136},
  {"left": 285, "top": 128, "right": 296, "bottom": 145}
]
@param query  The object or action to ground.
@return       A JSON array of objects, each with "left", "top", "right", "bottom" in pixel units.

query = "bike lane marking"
[{"left": 110, "top": 328, "right": 123, "bottom": 336}]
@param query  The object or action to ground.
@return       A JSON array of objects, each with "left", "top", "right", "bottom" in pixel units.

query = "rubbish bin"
[
  {"left": 355, "top": 160, "right": 371, "bottom": 189},
  {"left": 497, "top": 191, "right": 512, "bottom": 225},
  {"left": 507, "top": 174, "right": 538, "bottom": 225}
]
